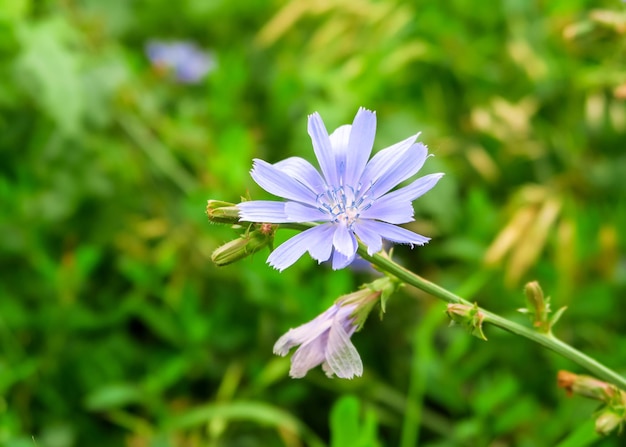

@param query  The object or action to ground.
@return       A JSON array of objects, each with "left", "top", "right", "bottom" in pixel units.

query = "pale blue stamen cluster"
[
  {"left": 316, "top": 184, "right": 373, "bottom": 228},
  {"left": 238, "top": 107, "right": 444, "bottom": 271}
]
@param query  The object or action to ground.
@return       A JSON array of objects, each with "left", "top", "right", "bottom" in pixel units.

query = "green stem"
[{"left": 355, "top": 245, "right": 626, "bottom": 389}]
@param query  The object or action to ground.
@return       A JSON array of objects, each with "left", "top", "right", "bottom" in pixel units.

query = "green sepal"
[{"left": 446, "top": 302, "right": 488, "bottom": 341}]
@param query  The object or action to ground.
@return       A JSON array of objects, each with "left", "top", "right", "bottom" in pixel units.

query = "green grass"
[{"left": 1, "top": 0, "right": 625, "bottom": 445}]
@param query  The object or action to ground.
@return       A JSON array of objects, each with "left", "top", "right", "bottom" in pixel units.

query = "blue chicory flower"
[
  {"left": 238, "top": 107, "right": 444, "bottom": 271},
  {"left": 145, "top": 40, "right": 215, "bottom": 84},
  {"left": 273, "top": 302, "right": 362, "bottom": 378}
]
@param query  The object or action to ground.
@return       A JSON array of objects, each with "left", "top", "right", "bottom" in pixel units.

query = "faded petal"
[
  {"left": 289, "top": 334, "right": 328, "bottom": 378},
  {"left": 238, "top": 201, "right": 287, "bottom": 223},
  {"left": 273, "top": 308, "right": 335, "bottom": 356},
  {"left": 324, "top": 317, "right": 363, "bottom": 379}
]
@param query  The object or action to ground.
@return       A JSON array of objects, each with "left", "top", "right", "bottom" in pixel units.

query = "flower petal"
[
  {"left": 308, "top": 113, "right": 338, "bottom": 186},
  {"left": 331, "top": 250, "right": 354, "bottom": 270},
  {"left": 251, "top": 159, "right": 317, "bottom": 204},
  {"left": 238, "top": 201, "right": 288, "bottom": 223},
  {"left": 369, "top": 221, "right": 431, "bottom": 247},
  {"left": 305, "top": 224, "right": 336, "bottom": 263},
  {"left": 333, "top": 224, "right": 357, "bottom": 257},
  {"left": 284, "top": 202, "right": 330, "bottom": 222},
  {"left": 361, "top": 173, "right": 443, "bottom": 226},
  {"left": 273, "top": 307, "right": 336, "bottom": 356},
  {"left": 267, "top": 227, "right": 322, "bottom": 271},
  {"left": 324, "top": 317, "right": 363, "bottom": 379},
  {"left": 359, "top": 133, "right": 418, "bottom": 186},
  {"left": 359, "top": 198, "right": 415, "bottom": 224},
  {"left": 352, "top": 220, "right": 383, "bottom": 255},
  {"left": 335, "top": 304, "right": 359, "bottom": 334},
  {"left": 378, "top": 173, "right": 444, "bottom": 204},
  {"left": 368, "top": 143, "right": 429, "bottom": 199},
  {"left": 274, "top": 157, "right": 327, "bottom": 195},
  {"left": 329, "top": 125, "right": 351, "bottom": 152},
  {"left": 289, "top": 333, "right": 329, "bottom": 378},
  {"left": 345, "top": 108, "right": 376, "bottom": 186},
  {"left": 329, "top": 124, "right": 351, "bottom": 184}
]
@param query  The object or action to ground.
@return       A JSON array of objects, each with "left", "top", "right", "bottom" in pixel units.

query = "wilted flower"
[
  {"left": 274, "top": 302, "right": 361, "bottom": 379},
  {"left": 273, "top": 281, "right": 388, "bottom": 379},
  {"left": 145, "top": 40, "right": 216, "bottom": 84},
  {"left": 238, "top": 107, "right": 443, "bottom": 271},
  {"left": 557, "top": 370, "right": 621, "bottom": 401}
]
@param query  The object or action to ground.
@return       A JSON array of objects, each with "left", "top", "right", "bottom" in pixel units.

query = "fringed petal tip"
[
  {"left": 273, "top": 346, "right": 289, "bottom": 357},
  {"left": 406, "top": 236, "right": 431, "bottom": 249}
]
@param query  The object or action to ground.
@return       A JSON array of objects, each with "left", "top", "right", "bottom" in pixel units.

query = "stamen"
[{"left": 316, "top": 184, "right": 373, "bottom": 228}]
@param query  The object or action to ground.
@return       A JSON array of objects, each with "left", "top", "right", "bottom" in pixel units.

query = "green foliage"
[
  {"left": 330, "top": 395, "right": 380, "bottom": 447},
  {"left": 1, "top": 0, "right": 625, "bottom": 446}
]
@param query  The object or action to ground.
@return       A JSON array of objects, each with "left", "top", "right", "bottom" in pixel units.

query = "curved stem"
[{"left": 355, "top": 245, "right": 626, "bottom": 389}]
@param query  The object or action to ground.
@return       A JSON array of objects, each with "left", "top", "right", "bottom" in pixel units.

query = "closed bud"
[
  {"left": 557, "top": 370, "right": 618, "bottom": 401},
  {"left": 521, "top": 281, "right": 566, "bottom": 333},
  {"left": 206, "top": 200, "right": 240, "bottom": 224},
  {"left": 524, "top": 281, "right": 546, "bottom": 312},
  {"left": 595, "top": 409, "right": 623, "bottom": 436},
  {"left": 446, "top": 303, "right": 487, "bottom": 340},
  {"left": 211, "top": 228, "right": 274, "bottom": 266}
]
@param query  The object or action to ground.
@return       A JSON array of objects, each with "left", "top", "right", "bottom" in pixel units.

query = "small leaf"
[
  {"left": 549, "top": 306, "right": 568, "bottom": 331},
  {"left": 330, "top": 395, "right": 361, "bottom": 447},
  {"left": 84, "top": 383, "right": 143, "bottom": 411},
  {"left": 16, "top": 19, "right": 84, "bottom": 135}
]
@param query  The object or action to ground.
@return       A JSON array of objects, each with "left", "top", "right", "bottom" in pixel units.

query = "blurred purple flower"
[
  {"left": 273, "top": 302, "right": 362, "bottom": 379},
  {"left": 238, "top": 107, "right": 444, "bottom": 271},
  {"left": 145, "top": 40, "right": 215, "bottom": 84}
]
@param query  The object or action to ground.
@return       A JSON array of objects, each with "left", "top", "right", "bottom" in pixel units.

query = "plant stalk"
[{"left": 355, "top": 245, "right": 626, "bottom": 389}]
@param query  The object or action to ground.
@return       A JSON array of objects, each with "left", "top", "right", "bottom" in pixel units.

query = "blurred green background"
[{"left": 1, "top": 0, "right": 626, "bottom": 446}]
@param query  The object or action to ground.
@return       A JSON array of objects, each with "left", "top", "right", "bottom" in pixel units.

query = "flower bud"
[
  {"left": 211, "top": 228, "right": 273, "bottom": 266},
  {"left": 206, "top": 200, "right": 240, "bottom": 224},
  {"left": 446, "top": 303, "right": 487, "bottom": 340},
  {"left": 557, "top": 370, "right": 622, "bottom": 401},
  {"left": 520, "top": 281, "right": 566, "bottom": 333},
  {"left": 524, "top": 281, "right": 546, "bottom": 312},
  {"left": 595, "top": 409, "right": 623, "bottom": 436}
]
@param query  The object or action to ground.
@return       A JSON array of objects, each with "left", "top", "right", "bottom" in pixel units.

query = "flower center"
[{"left": 316, "top": 184, "right": 373, "bottom": 227}]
